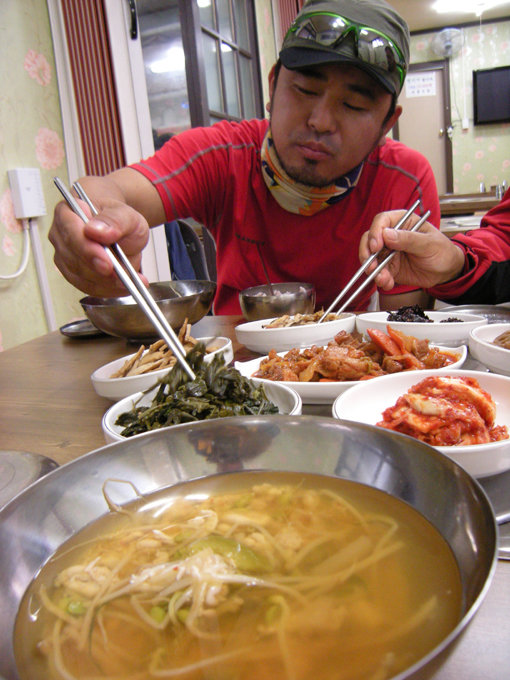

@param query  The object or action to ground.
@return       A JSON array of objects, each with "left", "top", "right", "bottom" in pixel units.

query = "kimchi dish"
[
  {"left": 377, "top": 375, "right": 509, "bottom": 446},
  {"left": 252, "top": 326, "right": 460, "bottom": 383}
]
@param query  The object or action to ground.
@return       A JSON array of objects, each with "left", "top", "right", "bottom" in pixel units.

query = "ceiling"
[{"left": 389, "top": 0, "right": 510, "bottom": 33}]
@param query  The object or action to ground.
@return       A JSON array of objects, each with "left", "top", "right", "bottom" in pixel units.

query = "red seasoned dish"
[
  {"left": 377, "top": 375, "right": 509, "bottom": 446},
  {"left": 253, "top": 327, "right": 460, "bottom": 383}
]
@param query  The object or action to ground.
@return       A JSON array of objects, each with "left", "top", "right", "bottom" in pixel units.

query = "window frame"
[{"left": 179, "top": 0, "right": 263, "bottom": 127}]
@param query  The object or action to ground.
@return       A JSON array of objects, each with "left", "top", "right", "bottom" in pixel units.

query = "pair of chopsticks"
[
  {"left": 317, "top": 200, "right": 431, "bottom": 322},
  {"left": 54, "top": 177, "right": 196, "bottom": 380}
]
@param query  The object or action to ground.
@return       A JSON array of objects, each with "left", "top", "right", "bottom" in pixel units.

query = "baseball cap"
[{"left": 279, "top": 0, "right": 410, "bottom": 96}]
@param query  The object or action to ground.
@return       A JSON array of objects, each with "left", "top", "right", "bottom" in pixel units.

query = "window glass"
[
  {"left": 216, "top": 0, "right": 233, "bottom": 42},
  {"left": 233, "top": 0, "right": 249, "bottom": 49},
  {"left": 198, "top": 0, "right": 215, "bottom": 30},
  {"left": 202, "top": 33, "right": 223, "bottom": 113},
  {"left": 138, "top": 3, "right": 191, "bottom": 134},
  {"left": 222, "top": 43, "right": 240, "bottom": 117},
  {"left": 239, "top": 54, "right": 256, "bottom": 118}
]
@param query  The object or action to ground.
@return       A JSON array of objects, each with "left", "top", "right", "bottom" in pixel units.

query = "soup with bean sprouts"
[{"left": 15, "top": 472, "right": 462, "bottom": 680}]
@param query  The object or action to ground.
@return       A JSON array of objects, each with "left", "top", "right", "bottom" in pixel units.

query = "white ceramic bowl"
[
  {"left": 332, "top": 369, "right": 510, "bottom": 478},
  {"left": 469, "top": 323, "right": 510, "bottom": 377},
  {"left": 102, "top": 380, "right": 302, "bottom": 444},
  {"left": 91, "top": 337, "right": 233, "bottom": 401},
  {"left": 235, "top": 344, "right": 467, "bottom": 405},
  {"left": 356, "top": 310, "right": 487, "bottom": 346},
  {"left": 234, "top": 313, "right": 356, "bottom": 354}
]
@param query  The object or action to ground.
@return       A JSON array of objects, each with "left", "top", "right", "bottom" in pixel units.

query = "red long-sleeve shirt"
[
  {"left": 428, "top": 187, "right": 510, "bottom": 304},
  {"left": 132, "top": 119, "right": 440, "bottom": 314}
]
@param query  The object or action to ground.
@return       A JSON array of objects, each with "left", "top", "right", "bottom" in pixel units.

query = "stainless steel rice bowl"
[
  {"left": 81, "top": 280, "right": 217, "bottom": 340},
  {"left": 239, "top": 282, "right": 315, "bottom": 322}
]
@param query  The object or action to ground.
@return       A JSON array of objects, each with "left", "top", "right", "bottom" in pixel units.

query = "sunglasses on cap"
[{"left": 285, "top": 12, "right": 407, "bottom": 89}]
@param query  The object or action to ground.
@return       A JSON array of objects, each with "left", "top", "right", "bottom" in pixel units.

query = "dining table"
[{"left": 1, "top": 313, "right": 509, "bottom": 679}]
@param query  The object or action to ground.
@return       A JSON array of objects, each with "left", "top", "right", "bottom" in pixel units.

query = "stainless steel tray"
[{"left": 441, "top": 304, "right": 510, "bottom": 323}]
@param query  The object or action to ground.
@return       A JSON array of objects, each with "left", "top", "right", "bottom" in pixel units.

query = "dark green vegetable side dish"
[{"left": 115, "top": 343, "right": 279, "bottom": 437}]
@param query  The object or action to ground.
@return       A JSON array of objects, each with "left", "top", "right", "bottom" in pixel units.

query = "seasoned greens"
[{"left": 115, "top": 344, "right": 278, "bottom": 437}]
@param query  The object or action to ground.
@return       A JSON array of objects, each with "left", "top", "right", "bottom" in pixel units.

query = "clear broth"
[{"left": 15, "top": 471, "right": 462, "bottom": 680}]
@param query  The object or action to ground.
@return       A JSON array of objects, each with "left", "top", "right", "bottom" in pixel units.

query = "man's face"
[{"left": 268, "top": 62, "right": 401, "bottom": 187}]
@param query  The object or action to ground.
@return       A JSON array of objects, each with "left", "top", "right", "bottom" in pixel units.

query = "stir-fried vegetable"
[{"left": 115, "top": 344, "right": 278, "bottom": 437}]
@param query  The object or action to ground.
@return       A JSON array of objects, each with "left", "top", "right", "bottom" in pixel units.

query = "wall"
[
  {"left": 0, "top": 0, "right": 83, "bottom": 351},
  {"left": 409, "top": 19, "right": 510, "bottom": 194}
]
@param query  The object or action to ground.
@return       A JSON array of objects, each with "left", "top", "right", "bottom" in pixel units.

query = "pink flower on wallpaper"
[
  {"left": 503, "top": 159, "right": 510, "bottom": 169},
  {"left": 463, "top": 162, "right": 472, "bottom": 172},
  {"left": 24, "top": 49, "right": 51, "bottom": 86},
  {"left": 415, "top": 40, "right": 427, "bottom": 51},
  {"left": 0, "top": 189, "right": 21, "bottom": 233},
  {"left": 475, "top": 150, "right": 485, "bottom": 160},
  {"left": 35, "top": 127, "right": 64, "bottom": 169},
  {"left": 2, "top": 234, "right": 15, "bottom": 257},
  {"left": 489, "top": 144, "right": 497, "bottom": 152}
]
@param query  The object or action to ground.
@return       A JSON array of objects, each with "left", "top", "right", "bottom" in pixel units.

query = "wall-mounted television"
[{"left": 473, "top": 66, "right": 510, "bottom": 125}]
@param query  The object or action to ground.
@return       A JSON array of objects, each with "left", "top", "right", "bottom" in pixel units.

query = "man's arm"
[{"left": 49, "top": 168, "right": 165, "bottom": 297}]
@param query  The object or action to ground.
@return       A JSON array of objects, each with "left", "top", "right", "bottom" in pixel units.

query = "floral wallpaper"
[
  {"left": 0, "top": 0, "right": 83, "bottom": 351},
  {"left": 410, "top": 19, "right": 510, "bottom": 194}
]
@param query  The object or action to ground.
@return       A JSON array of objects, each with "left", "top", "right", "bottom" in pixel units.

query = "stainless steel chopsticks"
[
  {"left": 318, "top": 200, "right": 426, "bottom": 322},
  {"left": 54, "top": 177, "right": 196, "bottom": 380}
]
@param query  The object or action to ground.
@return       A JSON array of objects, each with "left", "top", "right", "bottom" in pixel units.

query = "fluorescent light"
[
  {"left": 149, "top": 47, "right": 185, "bottom": 74},
  {"left": 197, "top": 0, "right": 211, "bottom": 7},
  {"left": 433, "top": 0, "right": 509, "bottom": 15}
]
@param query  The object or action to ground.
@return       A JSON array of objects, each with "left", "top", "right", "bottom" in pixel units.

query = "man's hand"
[
  {"left": 359, "top": 210, "right": 466, "bottom": 291},
  {"left": 49, "top": 171, "right": 161, "bottom": 297}
]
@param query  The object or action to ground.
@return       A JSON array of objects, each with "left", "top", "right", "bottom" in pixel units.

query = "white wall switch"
[{"left": 7, "top": 168, "right": 47, "bottom": 218}]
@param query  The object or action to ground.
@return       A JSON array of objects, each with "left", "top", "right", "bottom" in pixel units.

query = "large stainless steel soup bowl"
[
  {"left": 0, "top": 417, "right": 497, "bottom": 680},
  {"left": 81, "top": 280, "right": 216, "bottom": 340}
]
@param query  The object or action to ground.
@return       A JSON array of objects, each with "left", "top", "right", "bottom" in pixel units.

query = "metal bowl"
[
  {"left": 239, "top": 282, "right": 315, "bottom": 322},
  {"left": 0, "top": 416, "right": 496, "bottom": 680},
  {"left": 80, "top": 280, "right": 217, "bottom": 340}
]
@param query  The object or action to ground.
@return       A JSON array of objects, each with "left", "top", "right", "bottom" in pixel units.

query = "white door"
[{"left": 395, "top": 63, "right": 452, "bottom": 195}]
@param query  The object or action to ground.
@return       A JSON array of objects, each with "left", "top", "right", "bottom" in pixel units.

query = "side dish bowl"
[
  {"left": 468, "top": 323, "right": 510, "bottom": 377},
  {"left": 356, "top": 310, "right": 487, "bottom": 346},
  {"left": 332, "top": 369, "right": 510, "bottom": 478},
  {"left": 91, "top": 337, "right": 234, "bottom": 401},
  {"left": 0, "top": 417, "right": 497, "bottom": 680},
  {"left": 102, "top": 381, "right": 302, "bottom": 443},
  {"left": 235, "top": 345, "right": 467, "bottom": 405},
  {"left": 239, "top": 282, "right": 315, "bottom": 322},
  {"left": 234, "top": 313, "right": 356, "bottom": 354},
  {"left": 81, "top": 280, "right": 217, "bottom": 340}
]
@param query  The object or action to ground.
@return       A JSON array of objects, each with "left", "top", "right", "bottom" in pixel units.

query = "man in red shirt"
[{"left": 50, "top": 0, "right": 439, "bottom": 315}]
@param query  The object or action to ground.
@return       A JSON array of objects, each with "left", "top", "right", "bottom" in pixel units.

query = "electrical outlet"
[
  {"left": 7, "top": 168, "right": 47, "bottom": 218},
  {"left": 462, "top": 117, "right": 470, "bottom": 130}
]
